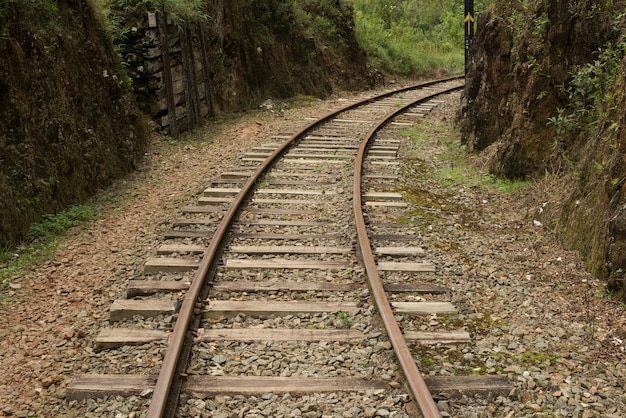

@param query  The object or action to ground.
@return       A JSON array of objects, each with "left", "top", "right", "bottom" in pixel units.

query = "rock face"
[
  {"left": 458, "top": 0, "right": 626, "bottom": 298},
  {"left": 119, "top": 0, "right": 370, "bottom": 134},
  {"left": 0, "top": 1, "right": 150, "bottom": 247}
]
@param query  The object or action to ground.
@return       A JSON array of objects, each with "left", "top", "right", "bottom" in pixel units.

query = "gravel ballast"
[{"left": 0, "top": 87, "right": 624, "bottom": 417}]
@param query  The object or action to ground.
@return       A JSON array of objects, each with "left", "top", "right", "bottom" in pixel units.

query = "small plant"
[
  {"left": 337, "top": 311, "right": 353, "bottom": 328},
  {"left": 27, "top": 205, "right": 96, "bottom": 241}
]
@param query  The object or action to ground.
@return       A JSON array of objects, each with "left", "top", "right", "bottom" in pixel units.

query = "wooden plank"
[
  {"left": 157, "top": 244, "right": 206, "bottom": 254},
  {"left": 267, "top": 180, "right": 334, "bottom": 186},
  {"left": 280, "top": 159, "right": 346, "bottom": 165},
  {"left": 403, "top": 330, "right": 471, "bottom": 344},
  {"left": 374, "top": 246, "right": 425, "bottom": 256},
  {"left": 270, "top": 172, "right": 337, "bottom": 178},
  {"left": 211, "top": 281, "right": 361, "bottom": 293},
  {"left": 196, "top": 328, "right": 365, "bottom": 342},
  {"left": 251, "top": 198, "right": 328, "bottom": 205},
  {"left": 198, "top": 196, "right": 233, "bottom": 205},
  {"left": 184, "top": 376, "right": 389, "bottom": 397},
  {"left": 364, "top": 174, "right": 398, "bottom": 180},
  {"left": 369, "top": 150, "right": 397, "bottom": 156},
  {"left": 235, "top": 220, "right": 329, "bottom": 227},
  {"left": 425, "top": 375, "right": 513, "bottom": 400},
  {"left": 204, "top": 301, "right": 359, "bottom": 318},
  {"left": 110, "top": 299, "right": 178, "bottom": 322},
  {"left": 229, "top": 245, "right": 351, "bottom": 254},
  {"left": 363, "top": 192, "right": 404, "bottom": 201},
  {"left": 365, "top": 201, "right": 408, "bottom": 208},
  {"left": 233, "top": 233, "right": 342, "bottom": 240},
  {"left": 298, "top": 144, "right": 358, "bottom": 149},
  {"left": 67, "top": 374, "right": 156, "bottom": 401},
  {"left": 246, "top": 208, "right": 319, "bottom": 215},
  {"left": 377, "top": 262, "right": 436, "bottom": 272},
  {"left": 284, "top": 153, "right": 350, "bottom": 160},
  {"left": 211, "top": 179, "right": 246, "bottom": 185},
  {"left": 144, "top": 257, "right": 199, "bottom": 273},
  {"left": 224, "top": 259, "right": 350, "bottom": 270},
  {"left": 390, "top": 302, "right": 457, "bottom": 315},
  {"left": 127, "top": 280, "right": 190, "bottom": 297},
  {"left": 256, "top": 188, "right": 330, "bottom": 196},
  {"left": 293, "top": 149, "right": 354, "bottom": 155},
  {"left": 370, "top": 161, "right": 400, "bottom": 166},
  {"left": 370, "top": 145, "right": 399, "bottom": 151},
  {"left": 203, "top": 187, "right": 240, "bottom": 197},
  {"left": 94, "top": 328, "right": 168, "bottom": 351},
  {"left": 304, "top": 135, "right": 356, "bottom": 141},
  {"left": 332, "top": 118, "right": 369, "bottom": 123},
  {"left": 181, "top": 206, "right": 224, "bottom": 214},
  {"left": 163, "top": 230, "right": 213, "bottom": 239},
  {"left": 243, "top": 152, "right": 271, "bottom": 158},
  {"left": 221, "top": 172, "right": 253, "bottom": 178}
]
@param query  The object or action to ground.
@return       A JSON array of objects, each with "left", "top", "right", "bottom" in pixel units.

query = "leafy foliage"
[
  {"left": 548, "top": 42, "right": 625, "bottom": 135},
  {"left": 352, "top": 0, "right": 493, "bottom": 76},
  {"left": 95, "top": 0, "right": 207, "bottom": 26}
]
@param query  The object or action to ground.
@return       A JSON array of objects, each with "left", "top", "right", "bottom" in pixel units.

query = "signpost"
[{"left": 464, "top": 0, "right": 475, "bottom": 74}]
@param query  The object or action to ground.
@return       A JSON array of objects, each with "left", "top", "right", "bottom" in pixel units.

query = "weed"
[
  {"left": 337, "top": 311, "right": 353, "bottom": 328},
  {"left": 27, "top": 205, "right": 96, "bottom": 241}
]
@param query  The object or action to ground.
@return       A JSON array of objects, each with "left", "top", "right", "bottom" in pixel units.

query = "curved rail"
[
  {"left": 353, "top": 85, "right": 463, "bottom": 418},
  {"left": 146, "top": 76, "right": 463, "bottom": 417}
]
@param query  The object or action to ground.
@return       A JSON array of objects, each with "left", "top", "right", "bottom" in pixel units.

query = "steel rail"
[
  {"left": 146, "top": 76, "right": 463, "bottom": 418},
  {"left": 353, "top": 84, "right": 463, "bottom": 418}
]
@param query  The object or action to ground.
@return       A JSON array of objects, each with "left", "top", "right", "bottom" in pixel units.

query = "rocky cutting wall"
[{"left": 0, "top": 0, "right": 149, "bottom": 247}]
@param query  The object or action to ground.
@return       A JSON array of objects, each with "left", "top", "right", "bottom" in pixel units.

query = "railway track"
[{"left": 66, "top": 77, "right": 512, "bottom": 417}]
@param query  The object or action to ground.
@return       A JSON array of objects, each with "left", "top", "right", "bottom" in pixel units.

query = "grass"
[
  {"left": 404, "top": 120, "right": 529, "bottom": 193},
  {"left": 1, "top": 204, "right": 96, "bottom": 299}
]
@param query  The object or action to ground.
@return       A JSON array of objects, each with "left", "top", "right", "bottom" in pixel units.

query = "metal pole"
[{"left": 464, "top": 0, "right": 475, "bottom": 75}]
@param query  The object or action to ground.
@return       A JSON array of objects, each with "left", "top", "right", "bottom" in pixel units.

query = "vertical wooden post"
[
  {"left": 159, "top": 8, "right": 178, "bottom": 137},
  {"left": 197, "top": 22, "right": 214, "bottom": 118},
  {"left": 181, "top": 28, "right": 195, "bottom": 131}
]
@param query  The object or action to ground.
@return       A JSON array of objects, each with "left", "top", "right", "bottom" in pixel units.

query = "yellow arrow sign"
[{"left": 464, "top": 12, "right": 475, "bottom": 36}]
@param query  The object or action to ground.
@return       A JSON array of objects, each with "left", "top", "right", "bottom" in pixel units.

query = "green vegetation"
[
  {"left": 93, "top": 0, "right": 207, "bottom": 24},
  {"left": 414, "top": 344, "right": 558, "bottom": 376},
  {"left": 337, "top": 311, "right": 354, "bottom": 328},
  {"left": 91, "top": 0, "right": 208, "bottom": 60},
  {"left": 548, "top": 42, "right": 625, "bottom": 137},
  {"left": 352, "top": 0, "right": 493, "bottom": 76},
  {"left": 1, "top": 205, "right": 96, "bottom": 297},
  {"left": 26, "top": 205, "right": 96, "bottom": 241},
  {"left": 404, "top": 120, "right": 529, "bottom": 193}
]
